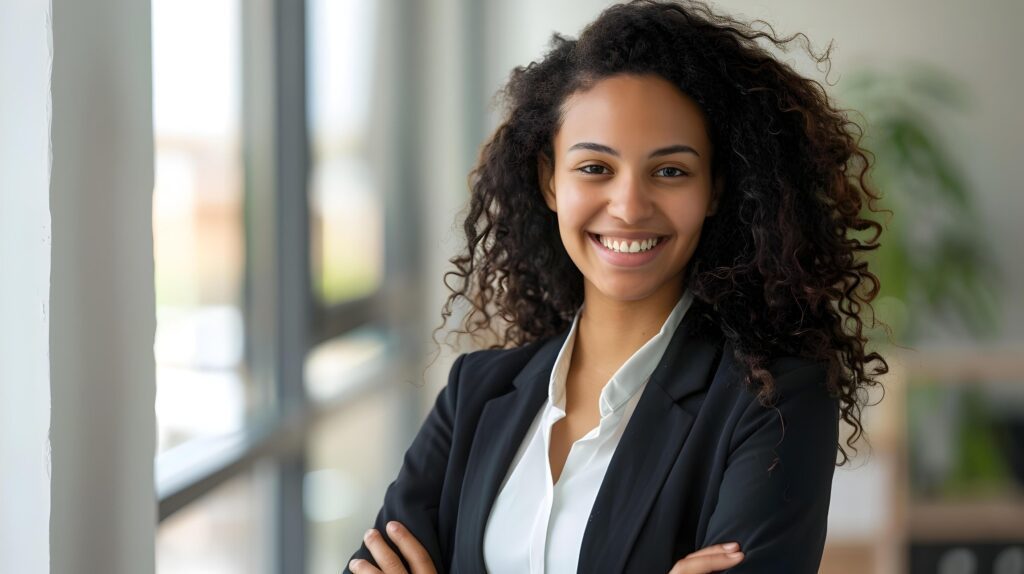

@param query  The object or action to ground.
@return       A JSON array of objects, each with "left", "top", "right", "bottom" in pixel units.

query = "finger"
[
  {"left": 668, "top": 551, "right": 744, "bottom": 574},
  {"left": 348, "top": 558, "right": 383, "bottom": 574},
  {"left": 363, "top": 528, "right": 408, "bottom": 574},
  {"left": 385, "top": 522, "right": 437, "bottom": 574},
  {"left": 684, "top": 541, "right": 741, "bottom": 559}
]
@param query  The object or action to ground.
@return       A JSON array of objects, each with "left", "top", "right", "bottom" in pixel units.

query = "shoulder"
[
  {"left": 767, "top": 355, "right": 828, "bottom": 382},
  {"left": 723, "top": 352, "right": 839, "bottom": 459},
  {"left": 766, "top": 356, "right": 838, "bottom": 438},
  {"left": 765, "top": 355, "right": 833, "bottom": 402},
  {"left": 715, "top": 339, "right": 834, "bottom": 408},
  {"left": 459, "top": 338, "right": 546, "bottom": 379},
  {"left": 447, "top": 334, "right": 557, "bottom": 401}
]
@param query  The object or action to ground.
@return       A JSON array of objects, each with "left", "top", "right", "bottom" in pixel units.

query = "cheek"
[
  {"left": 678, "top": 210, "right": 707, "bottom": 234},
  {"left": 555, "top": 188, "right": 594, "bottom": 227},
  {"left": 667, "top": 193, "right": 712, "bottom": 232}
]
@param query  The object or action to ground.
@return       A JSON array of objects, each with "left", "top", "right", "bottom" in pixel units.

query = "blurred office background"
[{"left": 2, "top": 0, "right": 1022, "bottom": 573}]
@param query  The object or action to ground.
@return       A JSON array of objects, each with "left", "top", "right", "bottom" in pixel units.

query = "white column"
[{"left": 48, "top": 0, "right": 156, "bottom": 571}]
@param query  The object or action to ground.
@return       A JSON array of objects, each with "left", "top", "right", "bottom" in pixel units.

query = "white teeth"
[{"left": 598, "top": 235, "right": 661, "bottom": 253}]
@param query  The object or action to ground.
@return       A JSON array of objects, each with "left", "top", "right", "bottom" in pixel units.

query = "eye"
[
  {"left": 576, "top": 164, "right": 610, "bottom": 175},
  {"left": 655, "top": 166, "right": 690, "bottom": 177}
]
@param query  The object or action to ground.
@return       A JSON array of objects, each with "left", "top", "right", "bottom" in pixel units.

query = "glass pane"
[
  {"left": 157, "top": 467, "right": 273, "bottom": 574},
  {"left": 152, "top": 0, "right": 251, "bottom": 453},
  {"left": 304, "top": 326, "right": 390, "bottom": 402},
  {"left": 305, "top": 387, "right": 406, "bottom": 574},
  {"left": 307, "top": 0, "right": 384, "bottom": 305}
]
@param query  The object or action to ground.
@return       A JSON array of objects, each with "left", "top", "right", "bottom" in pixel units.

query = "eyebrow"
[{"left": 567, "top": 142, "right": 701, "bottom": 159}]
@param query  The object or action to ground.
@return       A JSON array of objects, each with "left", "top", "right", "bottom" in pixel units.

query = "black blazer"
[{"left": 344, "top": 307, "right": 839, "bottom": 573}]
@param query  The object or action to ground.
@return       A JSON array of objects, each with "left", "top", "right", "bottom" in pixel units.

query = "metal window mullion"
[{"left": 272, "top": 0, "right": 312, "bottom": 573}]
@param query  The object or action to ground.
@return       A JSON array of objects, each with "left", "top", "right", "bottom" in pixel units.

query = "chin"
[{"left": 590, "top": 280, "right": 662, "bottom": 303}]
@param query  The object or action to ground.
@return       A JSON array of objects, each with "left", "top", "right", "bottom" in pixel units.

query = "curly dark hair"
[{"left": 431, "top": 0, "right": 890, "bottom": 466}]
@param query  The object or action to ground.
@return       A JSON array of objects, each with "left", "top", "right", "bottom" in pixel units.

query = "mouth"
[{"left": 587, "top": 232, "right": 669, "bottom": 254}]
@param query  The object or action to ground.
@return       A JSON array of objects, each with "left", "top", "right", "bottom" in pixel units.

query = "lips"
[{"left": 587, "top": 232, "right": 670, "bottom": 267}]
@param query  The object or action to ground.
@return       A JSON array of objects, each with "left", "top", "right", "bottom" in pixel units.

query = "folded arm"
[
  {"left": 343, "top": 353, "right": 466, "bottom": 574},
  {"left": 700, "top": 363, "right": 840, "bottom": 573}
]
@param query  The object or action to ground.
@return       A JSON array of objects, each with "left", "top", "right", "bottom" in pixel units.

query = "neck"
[{"left": 571, "top": 280, "right": 684, "bottom": 379}]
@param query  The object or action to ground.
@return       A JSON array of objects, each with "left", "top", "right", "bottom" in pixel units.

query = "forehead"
[{"left": 555, "top": 74, "right": 710, "bottom": 156}]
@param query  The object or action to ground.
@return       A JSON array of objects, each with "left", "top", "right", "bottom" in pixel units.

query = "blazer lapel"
[
  {"left": 576, "top": 307, "right": 723, "bottom": 573},
  {"left": 451, "top": 329, "right": 569, "bottom": 574}
]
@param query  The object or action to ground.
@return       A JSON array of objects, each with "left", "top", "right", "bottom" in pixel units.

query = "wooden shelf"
[
  {"left": 907, "top": 498, "right": 1024, "bottom": 541},
  {"left": 819, "top": 343, "right": 1024, "bottom": 573},
  {"left": 821, "top": 541, "right": 878, "bottom": 574},
  {"left": 896, "top": 343, "right": 1024, "bottom": 381}
]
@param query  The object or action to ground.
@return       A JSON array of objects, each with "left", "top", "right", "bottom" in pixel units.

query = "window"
[
  {"left": 152, "top": 0, "right": 251, "bottom": 456},
  {"left": 151, "top": 0, "right": 418, "bottom": 572},
  {"left": 307, "top": 0, "right": 383, "bottom": 305},
  {"left": 157, "top": 467, "right": 274, "bottom": 574}
]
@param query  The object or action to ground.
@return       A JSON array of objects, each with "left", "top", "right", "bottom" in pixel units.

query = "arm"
[
  {"left": 343, "top": 353, "right": 466, "bottom": 574},
  {"left": 700, "top": 363, "right": 840, "bottom": 573}
]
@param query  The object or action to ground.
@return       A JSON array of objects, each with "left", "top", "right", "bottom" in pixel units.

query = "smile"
[
  {"left": 587, "top": 232, "right": 670, "bottom": 267},
  {"left": 595, "top": 234, "right": 663, "bottom": 253}
]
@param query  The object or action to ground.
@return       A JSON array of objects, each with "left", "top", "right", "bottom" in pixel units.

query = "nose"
[{"left": 606, "top": 172, "right": 655, "bottom": 224}]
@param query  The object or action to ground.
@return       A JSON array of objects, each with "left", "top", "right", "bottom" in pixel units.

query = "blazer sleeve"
[
  {"left": 700, "top": 363, "right": 840, "bottom": 573},
  {"left": 342, "top": 352, "right": 466, "bottom": 574}
]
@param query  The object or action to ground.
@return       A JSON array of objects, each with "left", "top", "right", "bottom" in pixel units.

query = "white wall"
[
  {"left": 419, "top": 0, "right": 480, "bottom": 396},
  {"left": 48, "top": 0, "right": 157, "bottom": 571},
  {"left": 0, "top": 1, "right": 53, "bottom": 572}
]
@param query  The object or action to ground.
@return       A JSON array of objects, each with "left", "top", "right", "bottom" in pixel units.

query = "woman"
[{"left": 346, "top": 0, "right": 888, "bottom": 572}]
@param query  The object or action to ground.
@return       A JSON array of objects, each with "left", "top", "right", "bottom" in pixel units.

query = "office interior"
[{"left": 2, "top": 0, "right": 1022, "bottom": 573}]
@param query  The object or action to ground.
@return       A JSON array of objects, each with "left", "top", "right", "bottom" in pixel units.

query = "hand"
[
  {"left": 349, "top": 521, "right": 437, "bottom": 574},
  {"left": 668, "top": 541, "right": 745, "bottom": 573}
]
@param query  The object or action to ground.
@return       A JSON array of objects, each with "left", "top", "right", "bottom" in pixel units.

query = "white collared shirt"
[{"left": 482, "top": 288, "right": 695, "bottom": 573}]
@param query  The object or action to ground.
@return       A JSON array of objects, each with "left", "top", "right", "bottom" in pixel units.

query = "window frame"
[
  {"left": 153, "top": 0, "right": 482, "bottom": 571},
  {"left": 154, "top": 1, "right": 409, "bottom": 573}
]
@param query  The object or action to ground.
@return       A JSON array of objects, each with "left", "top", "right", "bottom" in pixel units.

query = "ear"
[
  {"left": 707, "top": 173, "right": 724, "bottom": 217},
  {"left": 537, "top": 153, "right": 557, "bottom": 212}
]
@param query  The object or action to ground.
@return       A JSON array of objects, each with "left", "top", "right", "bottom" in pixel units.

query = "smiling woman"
[
  {"left": 539, "top": 73, "right": 717, "bottom": 305},
  {"left": 345, "top": 0, "right": 890, "bottom": 573}
]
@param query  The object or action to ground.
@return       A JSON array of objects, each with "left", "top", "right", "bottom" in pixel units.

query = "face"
[{"left": 538, "top": 73, "right": 720, "bottom": 305}]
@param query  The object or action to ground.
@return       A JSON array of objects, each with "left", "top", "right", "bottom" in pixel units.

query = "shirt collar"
[{"left": 547, "top": 287, "right": 695, "bottom": 417}]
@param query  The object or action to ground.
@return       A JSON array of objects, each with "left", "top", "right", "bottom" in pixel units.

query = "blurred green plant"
[
  {"left": 907, "top": 382, "right": 1014, "bottom": 499},
  {"left": 839, "top": 63, "right": 1004, "bottom": 344},
  {"left": 844, "top": 64, "right": 1020, "bottom": 500}
]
